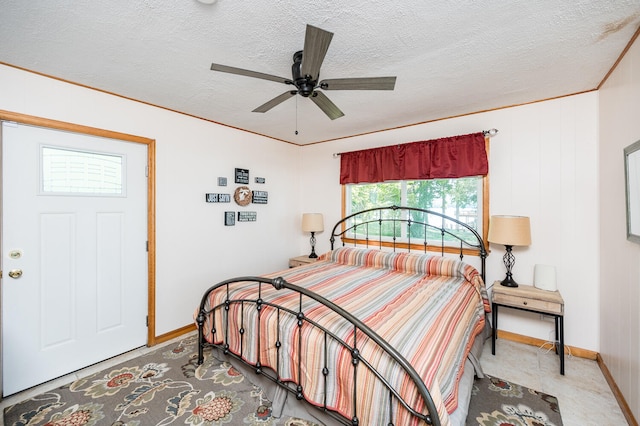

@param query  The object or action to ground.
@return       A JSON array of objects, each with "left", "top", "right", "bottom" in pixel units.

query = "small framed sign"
[
  {"left": 235, "top": 168, "right": 249, "bottom": 184},
  {"left": 218, "top": 177, "right": 227, "bottom": 186},
  {"left": 224, "top": 211, "right": 235, "bottom": 226},
  {"left": 238, "top": 211, "right": 257, "bottom": 222},
  {"left": 255, "top": 177, "right": 266, "bottom": 184},
  {"left": 252, "top": 190, "right": 268, "bottom": 204},
  {"left": 205, "top": 193, "right": 231, "bottom": 203}
]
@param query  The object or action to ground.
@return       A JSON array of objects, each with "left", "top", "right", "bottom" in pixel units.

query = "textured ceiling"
[{"left": 2, "top": 1, "right": 640, "bottom": 145}]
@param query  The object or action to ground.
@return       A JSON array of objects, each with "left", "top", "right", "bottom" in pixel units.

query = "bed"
[{"left": 196, "top": 206, "right": 489, "bottom": 425}]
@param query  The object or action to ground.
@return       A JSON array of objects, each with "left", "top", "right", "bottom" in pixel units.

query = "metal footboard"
[{"left": 196, "top": 276, "right": 441, "bottom": 426}]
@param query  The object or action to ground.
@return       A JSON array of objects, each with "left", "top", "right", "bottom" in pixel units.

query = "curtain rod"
[{"left": 332, "top": 128, "right": 498, "bottom": 157}]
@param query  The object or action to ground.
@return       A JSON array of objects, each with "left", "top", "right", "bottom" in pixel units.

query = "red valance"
[{"left": 339, "top": 132, "right": 488, "bottom": 184}]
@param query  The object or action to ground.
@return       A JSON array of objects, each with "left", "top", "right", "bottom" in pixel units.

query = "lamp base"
[
  {"left": 500, "top": 245, "right": 519, "bottom": 287},
  {"left": 308, "top": 231, "right": 318, "bottom": 258},
  {"left": 500, "top": 275, "right": 518, "bottom": 287}
]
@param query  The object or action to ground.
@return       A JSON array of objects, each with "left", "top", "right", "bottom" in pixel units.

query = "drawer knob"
[{"left": 523, "top": 301, "right": 528, "bottom": 305}]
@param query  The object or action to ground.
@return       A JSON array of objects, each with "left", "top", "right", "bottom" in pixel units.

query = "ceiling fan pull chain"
[{"left": 295, "top": 96, "right": 299, "bottom": 135}]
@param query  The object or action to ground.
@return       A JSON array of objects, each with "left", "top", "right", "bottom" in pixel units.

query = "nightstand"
[
  {"left": 491, "top": 283, "right": 565, "bottom": 375},
  {"left": 288, "top": 255, "right": 319, "bottom": 268}
]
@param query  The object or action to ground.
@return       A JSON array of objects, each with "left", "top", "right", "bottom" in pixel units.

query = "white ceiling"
[{"left": 2, "top": 1, "right": 640, "bottom": 145}]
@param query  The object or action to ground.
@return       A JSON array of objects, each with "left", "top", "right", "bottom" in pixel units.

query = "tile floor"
[
  {"left": 0, "top": 334, "right": 630, "bottom": 426},
  {"left": 481, "top": 338, "right": 629, "bottom": 426}
]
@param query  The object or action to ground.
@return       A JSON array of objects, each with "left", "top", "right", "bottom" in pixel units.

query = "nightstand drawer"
[{"left": 492, "top": 292, "right": 563, "bottom": 315}]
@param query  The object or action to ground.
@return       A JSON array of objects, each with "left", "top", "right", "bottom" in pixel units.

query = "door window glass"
[{"left": 41, "top": 146, "right": 124, "bottom": 195}]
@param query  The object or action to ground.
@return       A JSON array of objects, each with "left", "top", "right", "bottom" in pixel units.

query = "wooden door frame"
[{"left": 0, "top": 110, "right": 158, "bottom": 353}]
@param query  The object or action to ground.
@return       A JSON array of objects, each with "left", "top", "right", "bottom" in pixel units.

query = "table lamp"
[
  {"left": 487, "top": 215, "right": 531, "bottom": 287},
  {"left": 302, "top": 213, "right": 324, "bottom": 258}
]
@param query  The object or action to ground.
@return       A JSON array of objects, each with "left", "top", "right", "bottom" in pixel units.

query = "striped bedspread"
[{"left": 200, "top": 247, "right": 489, "bottom": 425}]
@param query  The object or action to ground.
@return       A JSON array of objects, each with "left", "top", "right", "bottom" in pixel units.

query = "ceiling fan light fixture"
[
  {"left": 298, "top": 83, "right": 315, "bottom": 97},
  {"left": 196, "top": 0, "right": 217, "bottom": 4}
]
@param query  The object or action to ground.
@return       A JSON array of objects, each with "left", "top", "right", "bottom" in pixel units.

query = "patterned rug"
[
  {"left": 466, "top": 375, "right": 563, "bottom": 426},
  {"left": 3, "top": 334, "right": 319, "bottom": 426},
  {"left": 4, "top": 335, "right": 562, "bottom": 426}
]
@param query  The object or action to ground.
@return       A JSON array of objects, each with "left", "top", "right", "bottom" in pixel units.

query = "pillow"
[{"left": 323, "top": 246, "right": 479, "bottom": 281}]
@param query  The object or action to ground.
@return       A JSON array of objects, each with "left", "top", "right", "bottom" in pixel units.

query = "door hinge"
[
  {"left": 146, "top": 241, "right": 149, "bottom": 252},
  {"left": 146, "top": 316, "right": 149, "bottom": 327},
  {"left": 145, "top": 166, "right": 149, "bottom": 177}
]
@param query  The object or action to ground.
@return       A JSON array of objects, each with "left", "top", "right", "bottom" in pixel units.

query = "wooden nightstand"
[
  {"left": 491, "top": 283, "right": 565, "bottom": 375},
  {"left": 288, "top": 255, "right": 319, "bottom": 268}
]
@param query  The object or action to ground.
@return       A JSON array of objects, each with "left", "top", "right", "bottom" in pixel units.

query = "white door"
[{"left": 1, "top": 122, "right": 148, "bottom": 395}]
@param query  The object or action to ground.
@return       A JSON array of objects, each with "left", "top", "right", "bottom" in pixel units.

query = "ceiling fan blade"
[
  {"left": 319, "top": 76, "right": 397, "bottom": 91},
  {"left": 252, "top": 91, "right": 297, "bottom": 113},
  {"left": 211, "top": 63, "right": 291, "bottom": 84},
  {"left": 300, "top": 24, "right": 333, "bottom": 81},
  {"left": 309, "top": 91, "right": 344, "bottom": 120}
]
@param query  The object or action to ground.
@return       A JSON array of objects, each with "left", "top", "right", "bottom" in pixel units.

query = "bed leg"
[{"left": 196, "top": 311, "right": 205, "bottom": 365}]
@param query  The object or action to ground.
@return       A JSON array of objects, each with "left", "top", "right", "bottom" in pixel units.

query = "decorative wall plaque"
[
  {"left": 255, "top": 177, "right": 266, "bottom": 184},
  {"left": 235, "top": 168, "right": 249, "bottom": 184},
  {"left": 238, "top": 211, "right": 257, "bottom": 222},
  {"left": 205, "top": 193, "right": 231, "bottom": 203},
  {"left": 233, "top": 186, "right": 252, "bottom": 206},
  {"left": 252, "top": 190, "right": 268, "bottom": 204},
  {"left": 218, "top": 177, "right": 227, "bottom": 186},
  {"left": 224, "top": 211, "right": 235, "bottom": 226}
]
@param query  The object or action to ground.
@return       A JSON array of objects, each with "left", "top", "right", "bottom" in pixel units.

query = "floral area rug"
[
  {"left": 466, "top": 375, "right": 563, "bottom": 426},
  {"left": 4, "top": 334, "right": 320, "bottom": 426}
]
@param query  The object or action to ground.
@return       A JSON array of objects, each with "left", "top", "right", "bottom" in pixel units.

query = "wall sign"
[
  {"left": 218, "top": 177, "right": 227, "bottom": 186},
  {"left": 252, "top": 190, "right": 268, "bottom": 204},
  {"left": 205, "top": 193, "right": 231, "bottom": 203},
  {"left": 224, "top": 211, "right": 236, "bottom": 226},
  {"left": 235, "top": 168, "right": 249, "bottom": 184},
  {"left": 255, "top": 177, "right": 266, "bottom": 184},
  {"left": 234, "top": 186, "right": 252, "bottom": 206},
  {"left": 238, "top": 211, "right": 257, "bottom": 222}
]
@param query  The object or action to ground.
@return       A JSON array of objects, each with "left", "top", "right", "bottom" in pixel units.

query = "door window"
[{"left": 40, "top": 146, "right": 125, "bottom": 196}]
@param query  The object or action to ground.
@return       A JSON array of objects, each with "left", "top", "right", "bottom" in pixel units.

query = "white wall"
[
  {"left": 0, "top": 64, "right": 302, "bottom": 336},
  {"left": 599, "top": 35, "right": 640, "bottom": 420},
  {"left": 300, "top": 92, "right": 601, "bottom": 352},
  {"left": 0, "top": 63, "right": 606, "bottom": 357}
]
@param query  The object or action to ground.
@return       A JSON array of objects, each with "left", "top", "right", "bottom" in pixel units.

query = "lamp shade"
[
  {"left": 302, "top": 213, "right": 324, "bottom": 233},
  {"left": 487, "top": 215, "right": 531, "bottom": 246}
]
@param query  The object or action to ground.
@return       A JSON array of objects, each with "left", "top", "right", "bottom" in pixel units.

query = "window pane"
[
  {"left": 42, "top": 146, "right": 124, "bottom": 195},
  {"left": 348, "top": 182, "right": 401, "bottom": 238},
  {"left": 407, "top": 178, "right": 479, "bottom": 225},
  {"left": 346, "top": 177, "right": 483, "bottom": 244},
  {"left": 349, "top": 182, "right": 401, "bottom": 211}
]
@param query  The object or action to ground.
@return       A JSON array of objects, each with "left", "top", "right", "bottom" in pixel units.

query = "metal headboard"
[{"left": 330, "top": 205, "right": 487, "bottom": 282}]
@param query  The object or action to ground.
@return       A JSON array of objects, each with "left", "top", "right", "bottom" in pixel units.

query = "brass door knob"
[{"left": 8, "top": 269, "right": 23, "bottom": 279}]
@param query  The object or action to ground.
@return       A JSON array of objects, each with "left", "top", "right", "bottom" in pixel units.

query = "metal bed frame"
[{"left": 196, "top": 206, "right": 487, "bottom": 426}]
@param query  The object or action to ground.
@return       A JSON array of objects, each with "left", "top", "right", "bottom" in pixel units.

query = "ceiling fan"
[{"left": 210, "top": 24, "right": 397, "bottom": 120}]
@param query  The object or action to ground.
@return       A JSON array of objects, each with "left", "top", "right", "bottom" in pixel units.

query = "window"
[
  {"left": 339, "top": 132, "right": 490, "bottom": 252},
  {"left": 41, "top": 146, "right": 125, "bottom": 196},
  {"left": 344, "top": 176, "right": 488, "bottom": 249}
]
